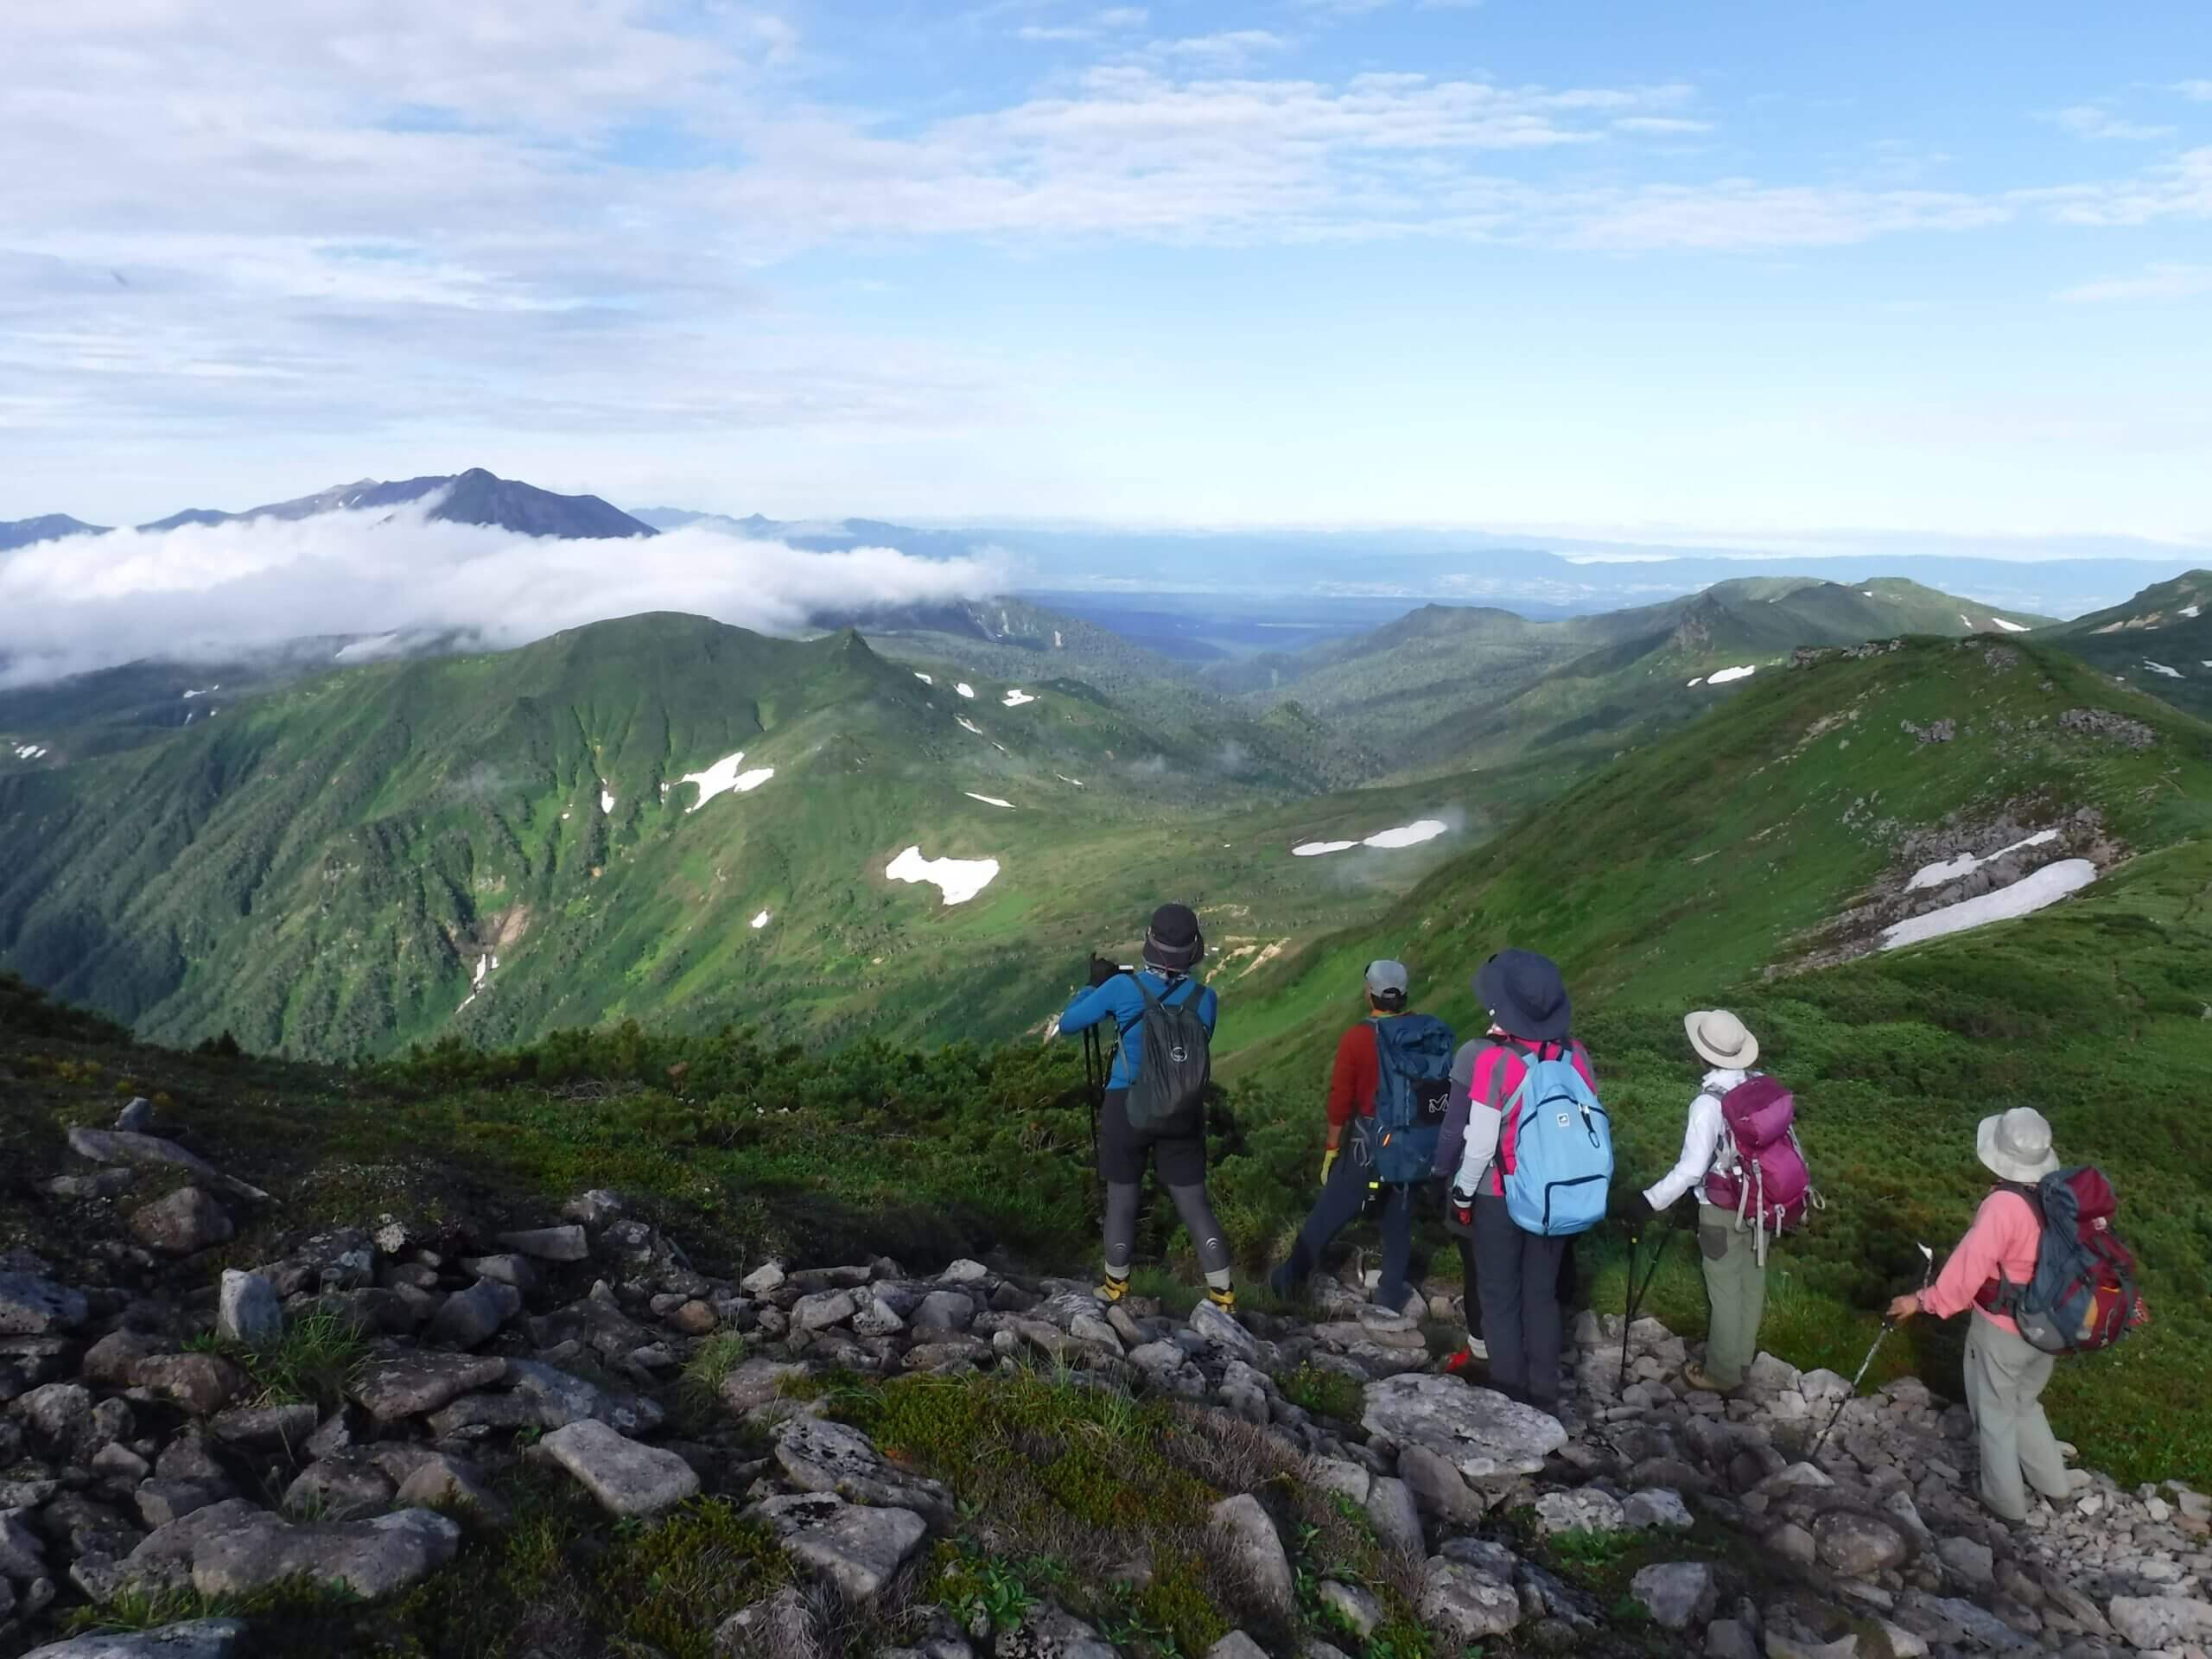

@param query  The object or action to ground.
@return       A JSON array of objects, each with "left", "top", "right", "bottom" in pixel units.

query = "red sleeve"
[{"left": 1325, "top": 1025, "right": 1377, "bottom": 1140}]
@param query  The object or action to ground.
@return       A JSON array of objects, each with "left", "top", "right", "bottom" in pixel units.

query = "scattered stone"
[
  {"left": 1625, "top": 1489, "right": 1695, "bottom": 1532},
  {"left": 15, "top": 1381, "right": 92, "bottom": 1448},
  {"left": 1707, "top": 1618, "right": 1760, "bottom": 1659},
  {"left": 1418, "top": 1556, "right": 1522, "bottom": 1641},
  {"left": 129, "top": 1356, "right": 246, "bottom": 1416},
  {"left": 1319, "top": 1580, "right": 1382, "bottom": 1637},
  {"left": 772, "top": 1416, "right": 953, "bottom": 1523},
  {"left": 740, "top": 1262, "right": 787, "bottom": 1296},
  {"left": 0, "top": 1272, "right": 89, "bottom": 1336},
  {"left": 1365, "top": 1475, "right": 1424, "bottom": 1559},
  {"left": 495, "top": 1225, "right": 588, "bottom": 1262},
  {"left": 1205, "top": 1636, "right": 1270, "bottom": 1659},
  {"left": 1190, "top": 1300, "right": 1261, "bottom": 1363},
  {"left": 792, "top": 1288, "right": 858, "bottom": 1332},
  {"left": 1209, "top": 1494, "right": 1294, "bottom": 1621},
  {"left": 283, "top": 1454, "right": 397, "bottom": 1521},
  {"left": 2107, "top": 1595, "right": 2212, "bottom": 1652},
  {"left": 1767, "top": 1637, "right": 1859, "bottom": 1659},
  {"left": 192, "top": 1508, "right": 460, "bottom": 1600},
  {"left": 719, "top": 1358, "right": 809, "bottom": 1414},
  {"left": 1401, "top": 1442, "right": 1489, "bottom": 1526},
  {"left": 114, "top": 1097, "right": 156, "bottom": 1133},
  {"left": 1925, "top": 1596, "right": 2033, "bottom": 1651},
  {"left": 65, "top": 1130, "right": 267, "bottom": 1203},
  {"left": 426, "top": 1279, "right": 523, "bottom": 1349},
  {"left": 133, "top": 1482, "right": 229, "bottom": 1530},
  {"left": 129, "top": 1189, "right": 234, "bottom": 1257},
  {"left": 669, "top": 1300, "right": 717, "bottom": 1336},
  {"left": 213, "top": 1271, "right": 281, "bottom": 1348},
  {"left": 912, "top": 1290, "right": 975, "bottom": 1332},
  {"left": 21, "top": 1619, "right": 249, "bottom": 1657},
  {"left": 1630, "top": 1562, "right": 1717, "bottom": 1630},
  {"left": 1309, "top": 1455, "right": 1371, "bottom": 1506},
  {"left": 538, "top": 1419, "right": 699, "bottom": 1516},
  {"left": 394, "top": 1454, "right": 508, "bottom": 1524},
  {"left": 1363, "top": 1374, "right": 1567, "bottom": 1479},
  {"left": 1536, "top": 1488, "right": 1627, "bottom": 1535},
  {"left": 1936, "top": 1535, "right": 1995, "bottom": 1587},
  {"left": 458, "top": 1255, "right": 539, "bottom": 1293},
  {"left": 209, "top": 1402, "right": 317, "bottom": 1450},
  {"left": 350, "top": 1351, "right": 507, "bottom": 1423},
  {"left": 748, "top": 1492, "right": 926, "bottom": 1602},
  {"left": 1813, "top": 1509, "right": 1912, "bottom": 1578}
]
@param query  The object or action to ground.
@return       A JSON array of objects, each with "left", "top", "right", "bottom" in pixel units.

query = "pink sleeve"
[
  {"left": 1572, "top": 1042, "right": 1597, "bottom": 1090},
  {"left": 1923, "top": 1192, "right": 2032, "bottom": 1319}
]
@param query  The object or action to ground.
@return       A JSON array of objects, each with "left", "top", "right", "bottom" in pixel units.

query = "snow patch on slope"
[
  {"left": 1002, "top": 690, "right": 1035, "bottom": 708},
  {"left": 1881, "top": 861, "right": 2097, "bottom": 951},
  {"left": 751, "top": 910, "right": 771, "bottom": 930},
  {"left": 1363, "top": 819, "right": 1449, "bottom": 849},
  {"left": 680, "top": 751, "right": 775, "bottom": 810},
  {"left": 1906, "top": 830, "right": 2059, "bottom": 892},
  {"left": 1992, "top": 616, "right": 2029, "bottom": 633},
  {"left": 1706, "top": 665, "right": 1757, "bottom": 686},
  {"left": 1292, "top": 839, "right": 1358, "bottom": 858},
  {"left": 2143, "top": 660, "right": 2184, "bottom": 679},
  {"left": 886, "top": 845, "right": 1000, "bottom": 906},
  {"left": 913, "top": 671, "right": 933, "bottom": 685},
  {"left": 955, "top": 683, "right": 976, "bottom": 700},
  {"left": 599, "top": 784, "right": 615, "bottom": 815},
  {"left": 964, "top": 791, "right": 1015, "bottom": 809}
]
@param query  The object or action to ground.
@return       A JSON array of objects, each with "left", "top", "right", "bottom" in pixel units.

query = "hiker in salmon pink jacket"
[
  {"left": 1432, "top": 950, "right": 1594, "bottom": 1411},
  {"left": 1888, "top": 1108, "right": 2084, "bottom": 1523},
  {"left": 1633, "top": 1010, "right": 1769, "bottom": 1395}
]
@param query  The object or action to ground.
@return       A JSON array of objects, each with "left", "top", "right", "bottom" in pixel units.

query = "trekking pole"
[
  {"left": 1082, "top": 1026, "right": 1105, "bottom": 1170},
  {"left": 1619, "top": 1227, "right": 1672, "bottom": 1391},
  {"left": 1809, "top": 1243, "right": 1934, "bottom": 1461}
]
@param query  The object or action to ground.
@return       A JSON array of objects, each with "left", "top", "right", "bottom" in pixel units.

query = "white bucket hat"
[
  {"left": 1684, "top": 1008, "right": 1758, "bottom": 1070},
  {"left": 1977, "top": 1107, "right": 2061, "bottom": 1185}
]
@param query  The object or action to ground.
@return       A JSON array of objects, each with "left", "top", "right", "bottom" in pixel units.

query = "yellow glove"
[{"left": 1320, "top": 1147, "right": 1339, "bottom": 1185}]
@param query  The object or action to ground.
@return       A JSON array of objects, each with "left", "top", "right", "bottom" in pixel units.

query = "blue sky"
[{"left": 2, "top": 1, "right": 2208, "bottom": 548}]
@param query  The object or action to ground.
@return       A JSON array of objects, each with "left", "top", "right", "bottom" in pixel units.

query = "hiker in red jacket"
[
  {"left": 1268, "top": 961, "right": 1445, "bottom": 1313},
  {"left": 1433, "top": 950, "right": 1594, "bottom": 1412},
  {"left": 1888, "top": 1108, "right": 2088, "bottom": 1523}
]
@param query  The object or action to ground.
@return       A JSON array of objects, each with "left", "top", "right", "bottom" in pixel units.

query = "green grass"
[
  {"left": 226, "top": 1306, "right": 372, "bottom": 1410},
  {"left": 1279, "top": 1363, "right": 1365, "bottom": 1424}
]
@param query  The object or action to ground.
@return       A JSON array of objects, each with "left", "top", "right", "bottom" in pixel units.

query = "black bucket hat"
[
  {"left": 1475, "top": 949, "right": 1572, "bottom": 1043},
  {"left": 1143, "top": 903, "right": 1205, "bottom": 973}
]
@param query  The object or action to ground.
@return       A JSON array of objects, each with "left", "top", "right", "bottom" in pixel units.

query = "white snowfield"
[
  {"left": 964, "top": 791, "right": 1015, "bottom": 809},
  {"left": 1687, "top": 677, "right": 1704, "bottom": 689},
  {"left": 1882, "top": 860, "right": 2096, "bottom": 951},
  {"left": 1960, "top": 614, "right": 1973, "bottom": 630},
  {"left": 1992, "top": 616, "right": 2029, "bottom": 633},
  {"left": 1706, "top": 665, "right": 1757, "bottom": 686},
  {"left": 1053, "top": 631, "right": 1064, "bottom": 648},
  {"left": 1056, "top": 774, "right": 1086, "bottom": 788},
  {"left": 680, "top": 751, "right": 775, "bottom": 810},
  {"left": 1294, "top": 819, "right": 1448, "bottom": 856},
  {"left": 12, "top": 743, "right": 48, "bottom": 760},
  {"left": 955, "top": 683, "right": 976, "bottom": 699},
  {"left": 913, "top": 671, "right": 933, "bottom": 685},
  {"left": 1906, "top": 829, "right": 2058, "bottom": 892},
  {"left": 751, "top": 910, "right": 771, "bottom": 930},
  {"left": 2183, "top": 604, "right": 2202, "bottom": 619},
  {"left": 181, "top": 684, "right": 219, "bottom": 699},
  {"left": 1002, "top": 690, "right": 1035, "bottom": 708},
  {"left": 599, "top": 783, "right": 615, "bottom": 815},
  {"left": 957, "top": 716, "right": 985, "bottom": 738},
  {"left": 2143, "top": 661, "right": 2184, "bottom": 680},
  {"left": 886, "top": 845, "right": 1000, "bottom": 906}
]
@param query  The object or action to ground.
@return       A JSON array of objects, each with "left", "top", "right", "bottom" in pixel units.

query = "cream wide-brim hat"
[
  {"left": 1977, "top": 1107, "right": 2062, "bottom": 1185},
  {"left": 1684, "top": 1008, "right": 1758, "bottom": 1070}
]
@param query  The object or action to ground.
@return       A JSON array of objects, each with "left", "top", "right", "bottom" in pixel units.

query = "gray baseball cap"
[{"left": 1364, "top": 959, "right": 1409, "bottom": 998}]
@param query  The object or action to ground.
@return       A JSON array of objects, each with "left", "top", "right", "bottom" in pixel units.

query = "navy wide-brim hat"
[
  {"left": 1143, "top": 903, "right": 1205, "bottom": 973},
  {"left": 1476, "top": 949, "right": 1572, "bottom": 1043}
]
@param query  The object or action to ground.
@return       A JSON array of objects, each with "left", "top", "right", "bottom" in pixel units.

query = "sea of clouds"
[{"left": 0, "top": 498, "right": 1012, "bottom": 687}]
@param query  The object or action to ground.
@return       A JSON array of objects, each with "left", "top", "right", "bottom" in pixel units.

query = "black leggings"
[{"left": 1097, "top": 1089, "right": 1230, "bottom": 1283}]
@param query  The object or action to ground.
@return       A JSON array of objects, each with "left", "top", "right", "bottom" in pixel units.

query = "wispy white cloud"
[
  {"left": 2050, "top": 104, "right": 2176, "bottom": 143},
  {"left": 1612, "top": 116, "right": 1714, "bottom": 135},
  {"left": 2057, "top": 263, "right": 2212, "bottom": 302},
  {"left": 1017, "top": 24, "right": 1096, "bottom": 41},
  {"left": 0, "top": 499, "right": 1013, "bottom": 685},
  {"left": 1094, "top": 6, "right": 1149, "bottom": 24},
  {"left": 2173, "top": 80, "right": 2212, "bottom": 102}
]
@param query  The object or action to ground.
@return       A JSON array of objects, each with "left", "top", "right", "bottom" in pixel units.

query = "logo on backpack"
[
  {"left": 1978, "top": 1167, "right": 2147, "bottom": 1355},
  {"left": 1365, "top": 1014, "right": 1457, "bottom": 1185},
  {"left": 1124, "top": 977, "right": 1211, "bottom": 1133},
  {"left": 1497, "top": 1044, "right": 1613, "bottom": 1237},
  {"left": 1704, "top": 1075, "right": 1819, "bottom": 1264}
]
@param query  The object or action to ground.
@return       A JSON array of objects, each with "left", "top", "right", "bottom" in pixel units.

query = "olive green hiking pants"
[
  {"left": 1697, "top": 1203, "right": 1767, "bottom": 1390},
  {"left": 1964, "top": 1313, "right": 2071, "bottom": 1522}
]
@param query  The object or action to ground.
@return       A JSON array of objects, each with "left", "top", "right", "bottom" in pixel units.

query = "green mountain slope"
[
  {"left": 2036, "top": 569, "right": 2212, "bottom": 722},
  {"left": 0, "top": 614, "right": 1491, "bottom": 1061}
]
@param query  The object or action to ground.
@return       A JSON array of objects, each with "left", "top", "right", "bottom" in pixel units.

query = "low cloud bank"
[{"left": 0, "top": 501, "right": 1011, "bottom": 687}]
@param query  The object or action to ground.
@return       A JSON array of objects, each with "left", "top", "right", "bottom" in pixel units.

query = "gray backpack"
[{"left": 1126, "top": 977, "right": 1211, "bottom": 1133}]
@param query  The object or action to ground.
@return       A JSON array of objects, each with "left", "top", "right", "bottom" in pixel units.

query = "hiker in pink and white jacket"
[
  {"left": 1889, "top": 1108, "right": 2088, "bottom": 1524},
  {"left": 1632, "top": 1010, "right": 1771, "bottom": 1395}
]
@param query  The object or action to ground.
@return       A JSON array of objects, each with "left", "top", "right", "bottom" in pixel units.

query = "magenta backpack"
[{"left": 1703, "top": 1075, "right": 1817, "bottom": 1261}]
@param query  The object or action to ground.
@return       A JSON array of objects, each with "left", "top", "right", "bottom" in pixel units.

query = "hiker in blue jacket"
[{"left": 1058, "top": 903, "right": 1236, "bottom": 1310}]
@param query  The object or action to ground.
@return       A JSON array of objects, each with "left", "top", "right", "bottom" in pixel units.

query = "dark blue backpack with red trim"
[{"left": 1980, "top": 1167, "right": 2146, "bottom": 1355}]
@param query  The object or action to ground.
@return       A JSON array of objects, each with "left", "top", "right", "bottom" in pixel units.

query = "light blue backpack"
[{"left": 1493, "top": 1043, "right": 1614, "bottom": 1236}]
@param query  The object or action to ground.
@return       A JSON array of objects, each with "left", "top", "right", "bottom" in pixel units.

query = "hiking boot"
[
  {"left": 1682, "top": 1361, "right": 1734, "bottom": 1395},
  {"left": 1095, "top": 1275, "right": 1129, "bottom": 1306},
  {"left": 1442, "top": 1341, "right": 1486, "bottom": 1379},
  {"left": 1205, "top": 1287, "right": 1236, "bottom": 1312}
]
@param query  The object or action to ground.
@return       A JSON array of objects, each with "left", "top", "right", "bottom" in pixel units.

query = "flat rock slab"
[
  {"left": 2107, "top": 1595, "right": 2212, "bottom": 1651},
  {"left": 539, "top": 1419, "right": 699, "bottom": 1516},
  {"left": 495, "top": 1225, "right": 588, "bottom": 1262},
  {"left": 1188, "top": 1301, "right": 1261, "bottom": 1363},
  {"left": 22, "top": 1619, "right": 249, "bottom": 1658},
  {"left": 772, "top": 1416, "right": 953, "bottom": 1523},
  {"left": 129, "top": 1355, "right": 247, "bottom": 1416},
  {"left": 351, "top": 1351, "right": 508, "bottom": 1423},
  {"left": 65, "top": 1128, "right": 267, "bottom": 1203},
  {"left": 1631, "top": 1561, "right": 1718, "bottom": 1630},
  {"left": 130, "top": 1187, "right": 235, "bottom": 1257},
  {"left": 427, "top": 1358, "right": 663, "bottom": 1437},
  {"left": 749, "top": 1491, "right": 926, "bottom": 1602},
  {"left": 1419, "top": 1556, "right": 1523, "bottom": 1641},
  {"left": 719, "top": 1357, "right": 810, "bottom": 1414},
  {"left": 0, "top": 1271, "right": 89, "bottom": 1336},
  {"left": 193, "top": 1508, "right": 460, "bottom": 1600},
  {"left": 1207, "top": 1494, "right": 1294, "bottom": 1621},
  {"left": 1363, "top": 1373, "right": 1567, "bottom": 1480}
]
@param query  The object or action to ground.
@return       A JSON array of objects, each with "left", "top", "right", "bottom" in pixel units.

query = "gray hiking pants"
[
  {"left": 1473, "top": 1193, "right": 1565, "bottom": 1411},
  {"left": 1269, "top": 1129, "right": 1414, "bottom": 1310},
  {"left": 1964, "top": 1313, "right": 2071, "bottom": 1522},
  {"left": 1698, "top": 1203, "right": 1768, "bottom": 1390}
]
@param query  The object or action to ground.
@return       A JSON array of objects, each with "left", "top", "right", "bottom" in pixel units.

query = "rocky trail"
[{"left": 2, "top": 1099, "right": 2208, "bottom": 1659}]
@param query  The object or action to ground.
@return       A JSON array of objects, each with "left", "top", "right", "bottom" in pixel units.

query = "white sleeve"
[
  {"left": 1643, "top": 1093, "right": 1726, "bottom": 1212},
  {"left": 1452, "top": 1105, "right": 1503, "bottom": 1196}
]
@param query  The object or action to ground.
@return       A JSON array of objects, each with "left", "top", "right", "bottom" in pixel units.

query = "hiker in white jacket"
[{"left": 1632, "top": 1009, "right": 1764, "bottom": 1394}]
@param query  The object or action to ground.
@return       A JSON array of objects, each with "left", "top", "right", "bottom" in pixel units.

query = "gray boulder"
[
  {"left": 912, "top": 1290, "right": 976, "bottom": 1332},
  {"left": 214, "top": 1271, "right": 282, "bottom": 1348},
  {"left": 2105, "top": 1596, "right": 2212, "bottom": 1652},
  {"left": 15, "top": 1382, "right": 92, "bottom": 1450},
  {"left": 427, "top": 1359, "right": 663, "bottom": 1436},
  {"left": 209, "top": 1403, "right": 317, "bottom": 1451},
  {"left": 21, "top": 1619, "right": 248, "bottom": 1657},
  {"left": 129, "top": 1356, "right": 247, "bottom": 1416},
  {"left": 538, "top": 1419, "right": 699, "bottom": 1516},
  {"left": 283, "top": 1452, "right": 397, "bottom": 1521},
  {"left": 392, "top": 1454, "right": 508, "bottom": 1524},
  {"left": 1418, "top": 1556, "right": 1522, "bottom": 1641},
  {"left": 1625, "top": 1489, "right": 1695, "bottom": 1532},
  {"left": 1363, "top": 1373, "right": 1567, "bottom": 1479},
  {"left": 718, "top": 1358, "right": 810, "bottom": 1414},
  {"left": 114, "top": 1096, "right": 156, "bottom": 1133},
  {"left": 350, "top": 1351, "right": 507, "bottom": 1422},
  {"left": 193, "top": 1508, "right": 460, "bottom": 1599},
  {"left": 426, "top": 1279, "right": 523, "bottom": 1350},
  {"left": 0, "top": 1507, "right": 48, "bottom": 1578},
  {"left": 1189, "top": 1301, "right": 1261, "bottom": 1363},
  {"left": 458, "top": 1254, "right": 540, "bottom": 1293},
  {"left": 793, "top": 1288, "right": 858, "bottom": 1332},
  {"left": 129, "top": 1188, "right": 234, "bottom": 1257},
  {"left": 0, "top": 1272, "right": 89, "bottom": 1337},
  {"left": 1630, "top": 1562, "right": 1717, "bottom": 1630},
  {"left": 1398, "top": 1442, "right": 1487, "bottom": 1526},
  {"left": 1936, "top": 1535, "right": 1995, "bottom": 1587},
  {"left": 748, "top": 1491, "right": 926, "bottom": 1601},
  {"left": 1205, "top": 1637, "right": 1270, "bottom": 1659},
  {"left": 772, "top": 1416, "right": 953, "bottom": 1524},
  {"left": 1208, "top": 1494, "right": 1294, "bottom": 1621},
  {"left": 1363, "top": 1477, "right": 1424, "bottom": 1558},
  {"left": 495, "top": 1225, "right": 588, "bottom": 1262},
  {"left": 65, "top": 1129, "right": 267, "bottom": 1203},
  {"left": 1535, "top": 1488, "right": 1626, "bottom": 1535},
  {"left": 1813, "top": 1510, "right": 1912, "bottom": 1578}
]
